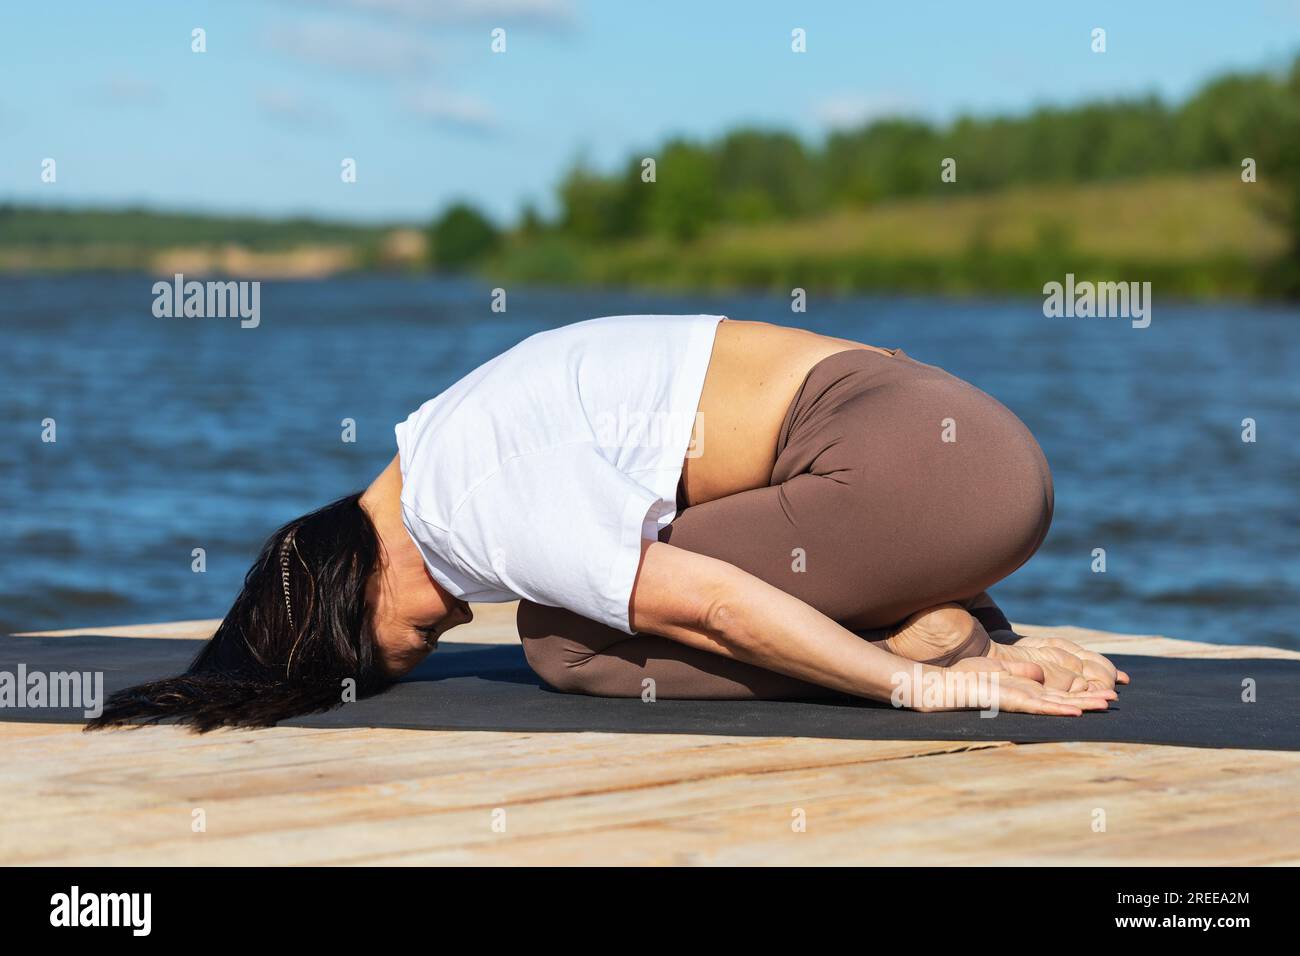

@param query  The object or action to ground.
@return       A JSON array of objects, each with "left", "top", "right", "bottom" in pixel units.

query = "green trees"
[
  {"left": 539, "top": 55, "right": 1300, "bottom": 264},
  {"left": 715, "top": 129, "right": 820, "bottom": 221},
  {"left": 556, "top": 131, "right": 818, "bottom": 243},
  {"left": 429, "top": 202, "right": 500, "bottom": 270}
]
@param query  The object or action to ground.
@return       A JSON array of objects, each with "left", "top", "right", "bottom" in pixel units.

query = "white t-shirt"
[{"left": 395, "top": 314, "right": 724, "bottom": 633}]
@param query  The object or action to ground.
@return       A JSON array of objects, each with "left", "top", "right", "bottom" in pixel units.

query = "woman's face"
[{"left": 366, "top": 560, "right": 474, "bottom": 678}]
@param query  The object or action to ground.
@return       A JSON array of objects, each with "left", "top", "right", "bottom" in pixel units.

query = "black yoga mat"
[{"left": 2, "top": 635, "right": 1296, "bottom": 751}]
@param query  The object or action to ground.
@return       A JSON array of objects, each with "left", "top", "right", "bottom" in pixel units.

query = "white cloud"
[
  {"left": 813, "top": 92, "right": 920, "bottom": 131},
  {"left": 256, "top": 88, "right": 336, "bottom": 128},
  {"left": 279, "top": 0, "right": 575, "bottom": 28},
  {"left": 404, "top": 86, "right": 497, "bottom": 133},
  {"left": 264, "top": 11, "right": 509, "bottom": 136},
  {"left": 267, "top": 20, "right": 440, "bottom": 75}
]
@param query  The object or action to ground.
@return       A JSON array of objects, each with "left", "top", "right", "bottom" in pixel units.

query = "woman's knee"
[
  {"left": 996, "top": 429, "right": 1054, "bottom": 570},
  {"left": 863, "top": 397, "right": 1053, "bottom": 622},
  {"left": 516, "top": 601, "right": 604, "bottom": 693},
  {"left": 956, "top": 416, "right": 1054, "bottom": 595}
]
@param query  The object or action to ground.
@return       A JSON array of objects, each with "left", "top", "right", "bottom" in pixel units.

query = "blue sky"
[{"left": 3, "top": 0, "right": 1299, "bottom": 225}]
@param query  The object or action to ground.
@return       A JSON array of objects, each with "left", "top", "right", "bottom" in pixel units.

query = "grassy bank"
[
  {"left": 0, "top": 205, "right": 423, "bottom": 276},
  {"left": 3, "top": 171, "right": 1294, "bottom": 297},
  {"left": 490, "top": 171, "right": 1295, "bottom": 298}
]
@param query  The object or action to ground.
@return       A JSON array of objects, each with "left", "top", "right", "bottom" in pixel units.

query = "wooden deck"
[{"left": 4, "top": 605, "right": 1298, "bottom": 866}]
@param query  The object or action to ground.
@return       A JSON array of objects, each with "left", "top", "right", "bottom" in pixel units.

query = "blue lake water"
[{"left": 4, "top": 274, "right": 1298, "bottom": 648}]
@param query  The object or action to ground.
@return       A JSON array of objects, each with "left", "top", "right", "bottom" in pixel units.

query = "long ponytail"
[{"left": 86, "top": 493, "right": 391, "bottom": 732}]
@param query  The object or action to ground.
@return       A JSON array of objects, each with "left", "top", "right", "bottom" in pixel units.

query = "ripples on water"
[{"left": 4, "top": 275, "right": 1298, "bottom": 648}]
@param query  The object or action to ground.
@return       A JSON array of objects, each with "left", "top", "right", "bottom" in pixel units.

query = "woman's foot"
[
  {"left": 882, "top": 604, "right": 991, "bottom": 666},
  {"left": 956, "top": 592, "right": 1128, "bottom": 694},
  {"left": 989, "top": 637, "right": 1127, "bottom": 695},
  {"left": 879, "top": 602, "right": 1127, "bottom": 697}
]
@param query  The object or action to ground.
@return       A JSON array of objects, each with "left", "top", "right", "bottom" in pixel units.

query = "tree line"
[{"left": 432, "top": 55, "right": 1300, "bottom": 281}]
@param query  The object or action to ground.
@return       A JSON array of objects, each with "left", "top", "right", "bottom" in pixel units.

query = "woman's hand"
[
  {"left": 631, "top": 543, "right": 1118, "bottom": 717},
  {"left": 989, "top": 632, "right": 1129, "bottom": 696},
  {"left": 938, "top": 657, "right": 1113, "bottom": 716}
]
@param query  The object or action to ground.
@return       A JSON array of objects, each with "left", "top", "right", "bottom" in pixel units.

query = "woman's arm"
[{"left": 629, "top": 541, "right": 1111, "bottom": 716}]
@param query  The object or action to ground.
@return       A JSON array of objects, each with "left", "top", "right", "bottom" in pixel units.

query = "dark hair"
[{"left": 86, "top": 493, "right": 392, "bottom": 733}]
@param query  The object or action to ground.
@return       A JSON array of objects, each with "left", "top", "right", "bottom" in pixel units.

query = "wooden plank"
[
  {"left": 3, "top": 723, "right": 1294, "bottom": 865},
  {"left": 0, "top": 725, "right": 1005, "bottom": 865},
  {"left": 12, "top": 619, "right": 224, "bottom": 640},
  {"left": 2, "top": 612, "right": 1297, "bottom": 865},
  {"left": 1013, "top": 622, "right": 1300, "bottom": 660},
  {"left": 364, "top": 741, "right": 1297, "bottom": 867},
  {"left": 11, "top": 603, "right": 521, "bottom": 646}
]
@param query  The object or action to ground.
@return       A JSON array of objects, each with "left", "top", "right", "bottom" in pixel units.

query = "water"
[{"left": 4, "top": 274, "right": 1298, "bottom": 648}]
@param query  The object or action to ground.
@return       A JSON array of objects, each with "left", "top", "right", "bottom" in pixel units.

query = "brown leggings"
[{"left": 518, "top": 348, "right": 1053, "bottom": 699}]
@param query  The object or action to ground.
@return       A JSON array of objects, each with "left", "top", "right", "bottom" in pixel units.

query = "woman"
[{"left": 91, "top": 315, "right": 1126, "bottom": 731}]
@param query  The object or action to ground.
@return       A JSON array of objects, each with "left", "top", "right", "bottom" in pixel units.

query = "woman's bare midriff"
[{"left": 682, "top": 319, "right": 893, "bottom": 506}]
